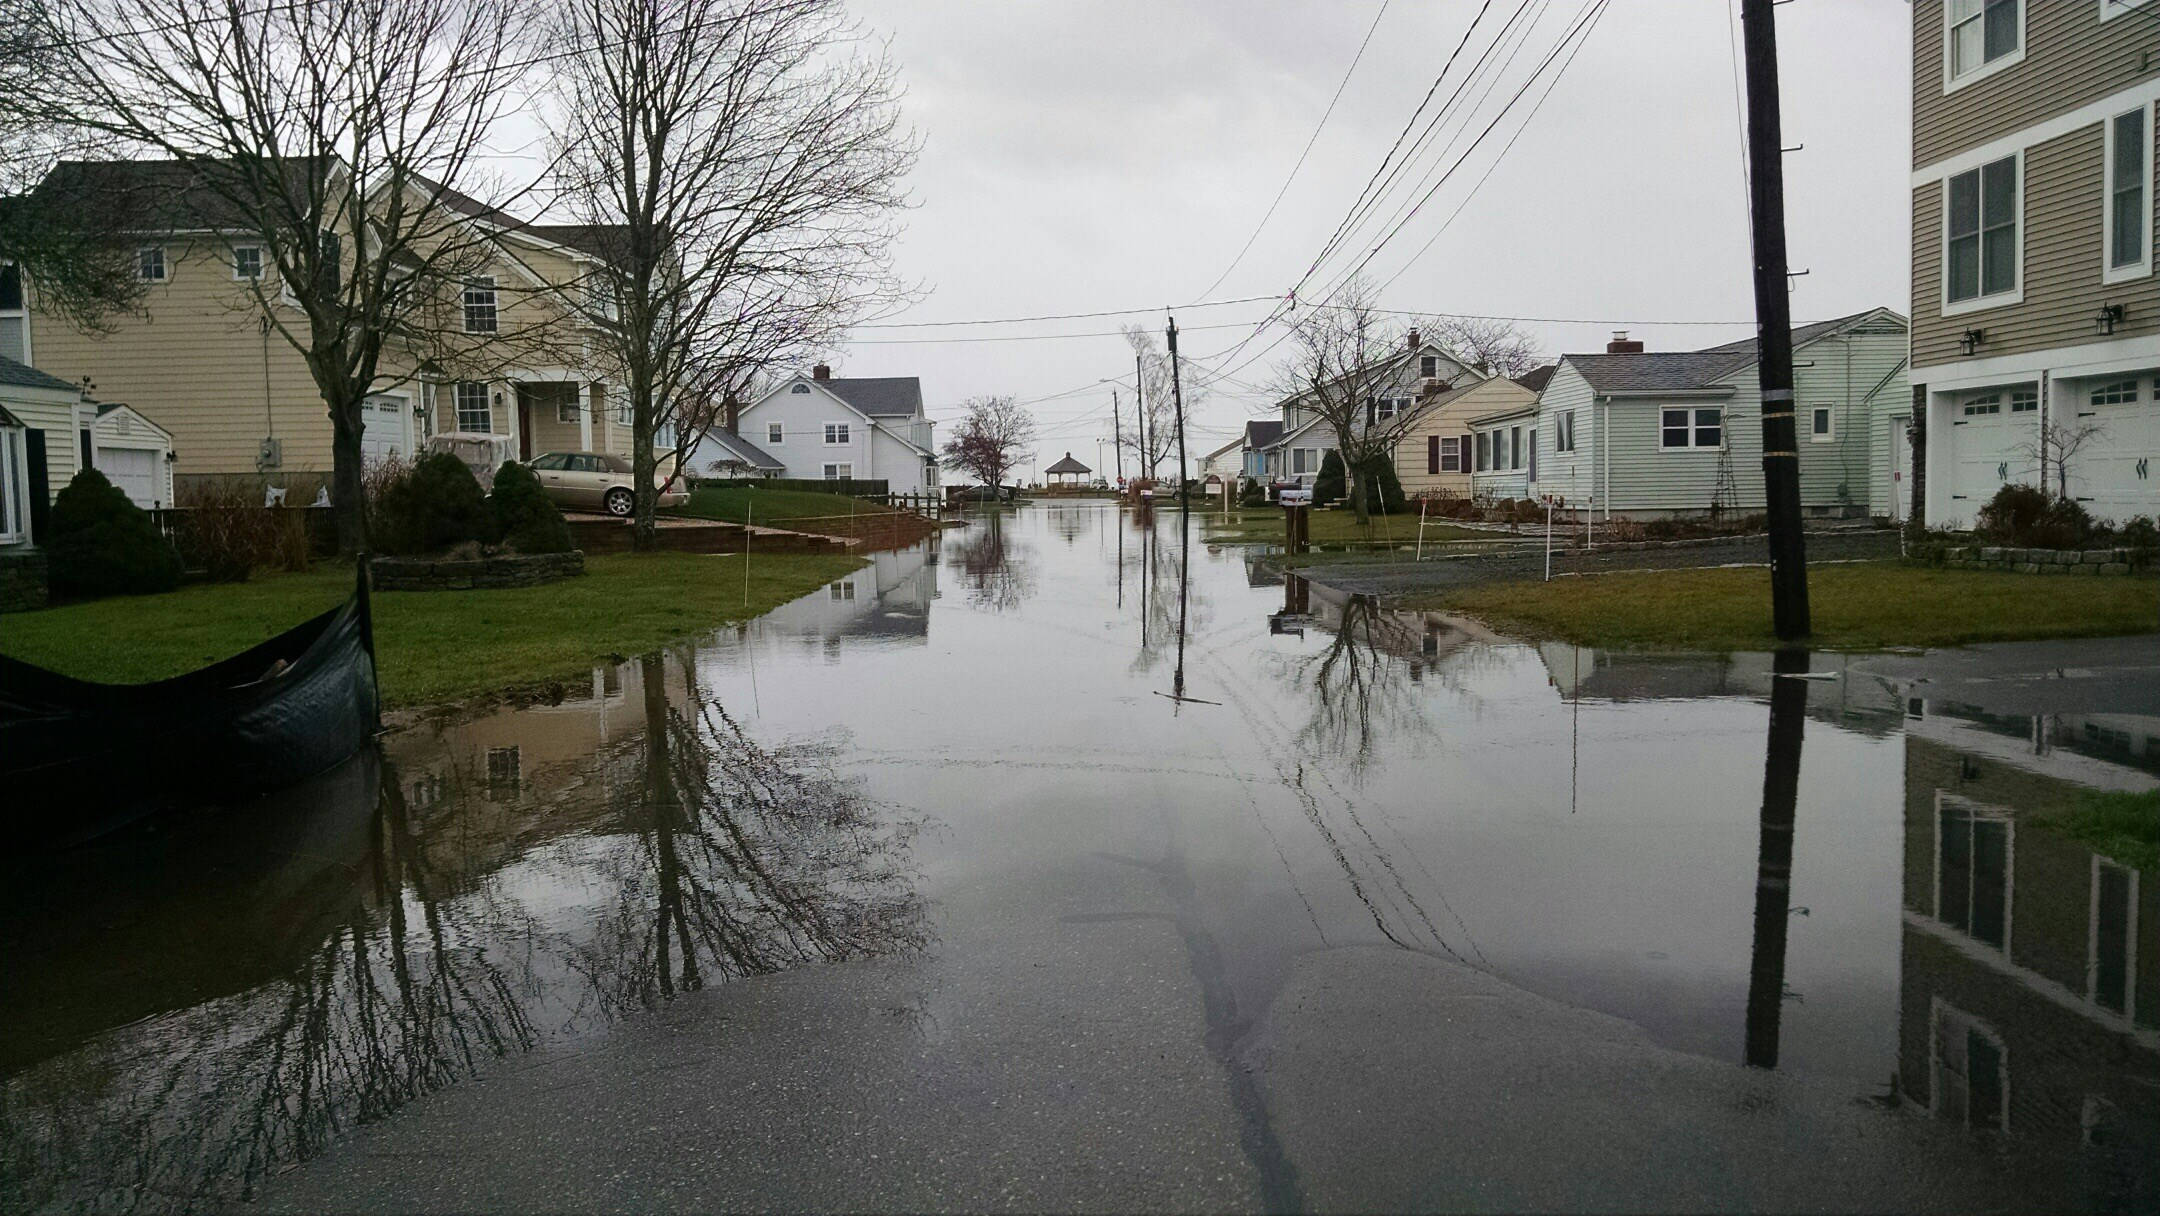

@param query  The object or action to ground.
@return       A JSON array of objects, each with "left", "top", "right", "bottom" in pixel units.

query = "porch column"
[
  {"left": 502, "top": 383, "right": 520, "bottom": 454},
  {"left": 594, "top": 383, "right": 611, "bottom": 453},
  {"left": 578, "top": 383, "right": 594, "bottom": 450}
]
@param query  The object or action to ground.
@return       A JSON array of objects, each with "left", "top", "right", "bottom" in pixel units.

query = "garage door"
[
  {"left": 2068, "top": 396, "right": 2160, "bottom": 523},
  {"left": 1945, "top": 394, "right": 2033, "bottom": 518},
  {"left": 361, "top": 394, "right": 408, "bottom": 464},
  {"left": 97, "top": 446, "right": 159, "bottom": 508}
]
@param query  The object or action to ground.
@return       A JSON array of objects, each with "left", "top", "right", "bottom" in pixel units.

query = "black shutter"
[
  {"left": 25, "top": 429, "right": 50, "bottom": 542},
  {"left": 1427, "top": 434, "right": 1439, "bottom": 474}
]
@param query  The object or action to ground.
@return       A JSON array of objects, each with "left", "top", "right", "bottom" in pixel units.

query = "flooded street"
[{"left": 4, "top": 502, "right": 2155, "bottom": 1212}]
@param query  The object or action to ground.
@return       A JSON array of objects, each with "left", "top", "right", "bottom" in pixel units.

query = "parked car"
[
  {"left": 422, "top": 432, "right": 516, "bottom": 490},
  {"left": 529, "top": 451, "right": 689, "bottom": 516}
]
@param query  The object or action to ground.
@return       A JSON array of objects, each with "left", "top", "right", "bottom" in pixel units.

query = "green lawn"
[
  {"left": 2042, "top": 790, "right": 2160, "bottom": 871},
  {"left": 671, "top": 485, "right": 901, "bottom": 527},
  {"left": 1416, "top": 562, "right": 2159, "bottom": 651},
  {"left": 0, "top": 552, "right": 863, "bottom": 709},
  {"left": 1203, "top": 506, "right": 1492, "bottom": 546}
]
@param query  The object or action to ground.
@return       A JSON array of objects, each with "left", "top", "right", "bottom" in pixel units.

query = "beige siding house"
[
  {"left": 18, "top": 161, "right": 628, "bottom": 501},
  {"left": 1910, "top": 0, "right": 2160, "bottom": 527},
  {"left": 1395, "top": 375, "right": 1538, "bottom": 500}
]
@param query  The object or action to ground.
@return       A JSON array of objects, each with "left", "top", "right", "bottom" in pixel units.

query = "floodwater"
[{"left": 3, "top": 502, "right": 2155, "bottom": 1212}]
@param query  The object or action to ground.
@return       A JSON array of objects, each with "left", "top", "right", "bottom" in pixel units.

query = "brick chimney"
[
  {"left": 1406, "top": 327, "right": 1421, "bottom": 351},
  {"left": 812, "top": 363, "right": 831, "bottom": 380},
  {"left": 1606, "top": 330, "right": 1644, "bottom": 354},
  {"left": 722, "top": 395, "right": 740, "bottom": 434}
]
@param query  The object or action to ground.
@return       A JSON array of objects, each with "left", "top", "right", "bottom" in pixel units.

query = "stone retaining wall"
[
  {"left": 1915, "top": 544, "right": 2154, "bottom": 576},
  {"left": 0, "top": 550, "right": 49, "bottom": 613},
  {"left": 370, "top": 550, "right": 584, "bottom": 591}
]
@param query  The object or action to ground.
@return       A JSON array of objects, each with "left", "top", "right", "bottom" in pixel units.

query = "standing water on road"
[{"left": 3, "top": 502, "right": 2154, "bottom": 1212}]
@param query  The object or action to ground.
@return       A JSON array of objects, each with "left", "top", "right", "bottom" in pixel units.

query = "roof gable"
[
  {"left": 818, "top": 376, "right": 924, "bottom": 418},
  {"left": 1560, "top": 308, "right": 1906, "bottom": 396},
  {"left": 746, "top": 375, "right": 872, "bottom": 422}
]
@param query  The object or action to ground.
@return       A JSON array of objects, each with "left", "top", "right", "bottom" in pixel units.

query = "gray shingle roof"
[
  {"left": 34, "top": 158, "right": 333, "bottom": 231},
  {"left": 1564, "top": 310, "right": 1895, "bottom": 396},
  {"left": 0, "top": 354, "right": 79, "bottom": 394},
  {"left": 1044, "top": 452, "right": 1091, "bottom": 474},
  {"left": 702, "top": 428, "right": 784, "bottom": 470},
  {"left": 1244, "top": 420, "right": 1284, "bottom": 448},
  {"left": 1512, "top": 364, "right": 1557, "bottom": 394},
  {"left": 819, "top": 376, "right": 923, "bottom": 417}
]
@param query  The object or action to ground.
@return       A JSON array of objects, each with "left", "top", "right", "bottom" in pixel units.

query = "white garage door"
[
  {"left": 361, "top": 394, "right": 408, "bottom": 464},
  {"left": 1945, "top": 394, "right": 2033, "bottom": 517},
  {"left": 2069, "top": 396, "right": 2160, "bottom": 523},
  {"left": 97, "top": 446, "right": 159, "bottom": 508}
]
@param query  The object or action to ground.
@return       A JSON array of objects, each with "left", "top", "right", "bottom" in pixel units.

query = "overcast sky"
[{"left": 814, "top": 0, "right": 1911, "bottom": 481}]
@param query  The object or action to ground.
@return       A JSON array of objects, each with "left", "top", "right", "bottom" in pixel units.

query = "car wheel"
[{"left": 605, "top": 487, "right": 634, "bottom": 517}]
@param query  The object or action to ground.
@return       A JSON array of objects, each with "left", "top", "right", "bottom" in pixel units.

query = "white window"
[
  {"left": 1292, "top": 447, "right": 1314, "bottom": 476},
  {"left": 1944, "top": 0, "right": 2022, "bottom": 90},
  {"left": 822, "top": 462, "right": 852, "bottom": 480},
  {"left": 823, "top": 422, "right": 850, "bottom": 444},
  {"left": 1937, "top": 797, "right": 2011, "bottom": 952},
  {"left": 2093, "top": 378, "right": 2140, "bottom": 406},
  {"left": 584, "top": 267, "right": 616, "bottom": 319},
  {"left": 1962, "top": 394, "right": 2002, "bottom": 416},
  {"left": 790, "top": 383, "right": 811, "bottom": 394},
  {"left": 1440, "top": 435, "right": 1463, "bottom": 472},
  {"left": 137, "top": 246, "right": 166, "bottom": 282},
  {"left": 1475, "top": 432, "right": 1490, "bottom": 471},
  {"left": 1945, "top": 154, "right": 2019, "bottom": 309},
  {"left": 1555, "top": 409, "right": 1576, "bottom": 454},
  {"left": 1419, "top": 354, "right": 1438, "bottom": 378},
  {"left": 0, "top": 422, "right": 28, "bottom": 544},
  {"left": 2091, "top": 858, "right": 2139, "bottom": 1018},
  {"left": 1811, "top": 406, "right": 1834, "bottom": 442},
  {"left": 1929, "top": 999, "right": 2008, "bottom": 1132},
  {"left": 463, "top": 276, "right": 498, "bottom": 333},
  {"left": 1509, "top": 425, "right": 1524, "bottom": 470},
  {"left": 828, "top": 580, "right": 857, "bottom": 601},
  {"left": 0, "top": 262, "right": 26, "bottom": 365},
  {"left": 1374, "top": 395, "right": 1411, "bottom": 421},
  {"left": 2008, "top": 385, "right": 2038, "bottom": 412},
  {"left": 767, "top": 422, "right": 784, "bottom": 444},
  {"left": 456, "top": 382, "right": 492, "bottom": 432},
  {"left": 2106, "top": 106, "right": 2151, "bottom": 283},
  {"left": 556, "top": 396, "right": 579, "bottom": 424},
  {"left": 1660, "top": 407, "right": 1723, "bottom": 450},
  {"left": 231, "top": 245, "right": 264, "bottom": 280}
]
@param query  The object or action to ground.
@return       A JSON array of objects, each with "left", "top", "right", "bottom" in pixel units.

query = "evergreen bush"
[
  {"left": 1975, "top": 483, "right": 2092, "bottom": 549},
  {"left": 47, "top": 467, "right": 181, "bottom": 598},
  {"left": 1312, "top": 450, "right": 1345, "bottom": 506},
  {"left": 373, "top": 452, "right": 496, "bottom": 555},
  {"left": 490, "top": 461, "right": 574, "bottom": 554}
]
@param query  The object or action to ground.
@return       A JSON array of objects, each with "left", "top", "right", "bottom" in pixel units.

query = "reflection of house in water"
[
  {"left": 1292, "top": 578, "right": 1478, "bottom": 677},
  {"left": 1897, "top": 706, "right": 2158, "bottom": 1161},
  {"left": 1535, "top": 644, "right": 1904, "bottom": 736},
  {"left": 754, "top": 541, "right": 938, "bottom": 648}
]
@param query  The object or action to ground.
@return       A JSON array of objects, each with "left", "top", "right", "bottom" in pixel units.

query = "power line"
[
  {"left": 1193, "top": 0, "right": 1392, "bottom": 299},
  {"left": 853, "top": 293, "right": 1277, "bottom": 329},
  {"left": 845, "top": 319, "right": 1258, "bottom": 345}
]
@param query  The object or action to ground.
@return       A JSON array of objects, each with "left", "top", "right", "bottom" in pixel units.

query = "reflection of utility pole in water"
[
  {"left": 1173, "top": 497, "right": 1191, "bottom": 703},
  {"left": 1744, "top": 648, "right": 1809, "bottom": 1068}
]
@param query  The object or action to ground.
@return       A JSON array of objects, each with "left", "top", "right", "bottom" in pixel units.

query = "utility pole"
[
  {"left": 1112, "top": 390, "right": 1125, "bottom": 484},
  {"left": 1134, "top": 350, "right": 1151, "bottom": 483},
  {"left": 1166, "top": 317, "right": 1189, "bottom": 503},
  {"left": 1741, "top": 0, "right": 1810, "bottom": 641}
]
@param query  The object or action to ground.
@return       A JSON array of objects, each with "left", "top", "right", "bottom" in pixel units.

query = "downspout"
[{"left": 1600, "top": 396, "right": 1611, "bottom": 522}]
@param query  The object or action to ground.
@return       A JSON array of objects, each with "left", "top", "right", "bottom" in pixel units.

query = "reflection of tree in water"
[
  {"left": 0, "top": 662, "right": 924, "bottom": 1212},
  {"left": 953, "top": 515, "right": 1036, "bottom": 611},
  {"left": 1292, "top": 593, "right": 1433, "bottom": 774}
]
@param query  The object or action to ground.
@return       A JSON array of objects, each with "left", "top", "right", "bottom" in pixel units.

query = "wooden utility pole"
[
  {"left": 1112, "top": 389, "right": 1125, "bottom": 484},
  {"left": 1135, "top": 350, "right": 1150, "bottom": 482},
  {"left": 1744, "top": 649, "right": 1808, "bottom": 1068},
  {"left": 1167, "top": 317, "right": 1189, "bottom": 501},
  {"left": 1741, "top": 0, "right": 1810, "bottom": 641}
]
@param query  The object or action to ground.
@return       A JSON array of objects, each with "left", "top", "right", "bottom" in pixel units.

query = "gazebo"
[{"left": 1044, "top": 452, "right": 1092, "bottom": 487}]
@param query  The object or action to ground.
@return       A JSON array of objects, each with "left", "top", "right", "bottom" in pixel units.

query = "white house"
[
  {"left": 732, "top": 365, "right": 938, "bottom": 495},
  {"left": 1257, "top": 333, "right": 1487, "bottom": 487}
]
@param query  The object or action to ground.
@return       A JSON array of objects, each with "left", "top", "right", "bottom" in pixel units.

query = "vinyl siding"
[
  {"left": 0, "top": 384, "right": 80, "bottom": 504},
  {"left": 1913, "top": 0, "right": 2160, "bottom": 168},
  {"left": 1394, "top": 378, "right": 1534, "bottom": 498},
  {"left": 1795, "top": 326, "right": 1910, "bottom": 516},
  {"left": 1529, "top": 361, "right": 1597, "bottom": 506},
  {"left": 1914, "top": 116, "right": 2160, "bottom": 370}
]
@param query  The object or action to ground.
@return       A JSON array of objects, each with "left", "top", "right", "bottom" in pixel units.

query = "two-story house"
[
  {"left": 1909, "top": 1, "right": 2160, "bottom": 528},
  {"left": 722, "top": 365, "right": 938, "bottom": 495},
  {"left": 15, "top": 160, "right": 629, "bottom": 502},
  {"left": 1257, "top": 331, "right": 1485, "bottom": 487}
]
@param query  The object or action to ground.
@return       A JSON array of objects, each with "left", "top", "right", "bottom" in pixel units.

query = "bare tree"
[
  {"left": 45, "top": 0, "right": 529, "bottom": 553},
  {"left": 1120, "top": 324, "right": 1209, "bottom": 483},
  {"left": 2021, "top": 415, "right": 2107, "bottom": 501},
  {"left": 548, "top": 0, "right": 914, "bottom": 551},
  {"left": 1417, "top": 314, "right": 1543, "bottom": 380},
  {"left": 1272, "top": 278, "right": 1418, "bottom": 524},
  {"left": 940, "top": 395, "right": 1034, "bottom": 495}
]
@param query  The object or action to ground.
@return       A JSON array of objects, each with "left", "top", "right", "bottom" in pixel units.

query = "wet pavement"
[{"left": 2, "top": 503, "right": 2155, "bottom": 1212}]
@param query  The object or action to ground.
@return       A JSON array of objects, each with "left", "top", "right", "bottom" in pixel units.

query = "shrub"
[
  {"left": 490, "top": 461, "right": 574, "bottom": 554},
  {"left": 1359, "top": 454, "right": 1406, "bottom": 515},
  {"left": 1238, "top": 477, "right": 1267, "bottom": 508},
  {"left": 1313, "top": 450, "right": 1345, "bottom": 507},
  {"left": 2116, "top": 515, "right": 2158, "bottom": 552},
  {"left": 373, "top": 451, "right": 496, "bottom": 555},
  {"left": 176, "top": 481, "right": 311, "bottom": 581},
  {"left": 46, "top": 467, "right": 181, "bottom": 598},
  {"left": 1976, "top": 483, "right": 2093, "bottom": 549}
]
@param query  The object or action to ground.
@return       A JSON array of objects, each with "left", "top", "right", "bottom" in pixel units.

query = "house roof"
[
  {"left": 1564, "top": 309, "right": 1902, "bottom": 397},
  {"left": 816, "top": 376, "right": 924, "bottom": 418},
  {"left": 1044, "top": 452, "right": 1091, "bottom": 474},
  {"left": 1244, "top": 419, "right": 1284, "bottom": 449},
  {"left": 701, "top": 428, "right": 784, "bottom": 471},
  {"left": 522, "top": 224, "right": 631, "bottom": 261},
  {"left": 1201, "top": 434, "right": 1245, "bottom": 461},
  {"left": 33, "top": 158, "right": 336, "bottom": 231},
  {"left": 0, "top": 353, "right": 79, "bottom": 394},
  {"left": 1468, "top": 401, "right": 1540, "bottom": 427},
  {"left": 1512, "top": 364, "right": 1557, "bottom": 394}
]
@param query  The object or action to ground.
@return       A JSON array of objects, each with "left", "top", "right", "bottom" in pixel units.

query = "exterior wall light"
[
  {"left": 1959, "top": 328, "right": 1985, "bottom": 355},
  {"left": 2097, "top": 304, "right": 2125, "bottom": 335}
]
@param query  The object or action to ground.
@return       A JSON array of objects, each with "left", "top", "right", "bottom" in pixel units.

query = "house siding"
[
  {"left": 1530, "top": 362, "right": 1598, "bottom": 507},
  {"left": 1913, "top": 0, "right": 2160, "bottom": 169},
  {"left": 1396, "top": 378, "right": 1534, "bottom": 499},
  {"left": 1913, "top": 116, "right": 2160, "bottom": 371},
  {"left": 1, "top": 384, "right": 81, "bottom": 505},
  {"left": 737, "top": 378, "right": 933, "bottom": 494}
]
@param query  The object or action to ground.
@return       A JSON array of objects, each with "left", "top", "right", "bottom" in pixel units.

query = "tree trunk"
[
  {"left": 632, "top": 381, "right": 658, "bottom": 553},
  {"left": 1347, "top": 461, "right": 1370, "bottom": 525},
  {"left": 327, "top": 394, "right": 369, "bottom": 556}
]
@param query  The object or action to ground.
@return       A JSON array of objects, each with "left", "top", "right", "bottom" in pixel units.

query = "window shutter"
[{"left": 1427, "top": 434, "right": 1439, "bottom": 474}]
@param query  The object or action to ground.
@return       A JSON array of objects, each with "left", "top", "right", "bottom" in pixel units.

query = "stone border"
[
  {"left": 1914, "top": 544, "right": 2153, "bottom": 576},
  {"left": 369, "top": 550, "right": 584, "bottom": 591},
  {"left": 0, "top": 550, "right": 50, "bottom": 613}
]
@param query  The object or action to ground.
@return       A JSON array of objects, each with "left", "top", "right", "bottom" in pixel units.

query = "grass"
[
  {"left": 1202, "top": 505, "right": 1492, "bottom": 546},
  {"left": 1410, "top": 561, "right": 2160, "bottom": 651},
  {"left": 2041, "top": 790, "right": 2160, "bottom": 871},
  {"left": 671, "top": 485, "right": 901, "bottom": 527},
  {"left": 0, "top": 552, "right": 864, "bottom": 709}
]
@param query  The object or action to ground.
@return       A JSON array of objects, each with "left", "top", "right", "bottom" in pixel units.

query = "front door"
[{"left": 517, "top": 395, "right": 534, "bottom": 460}]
